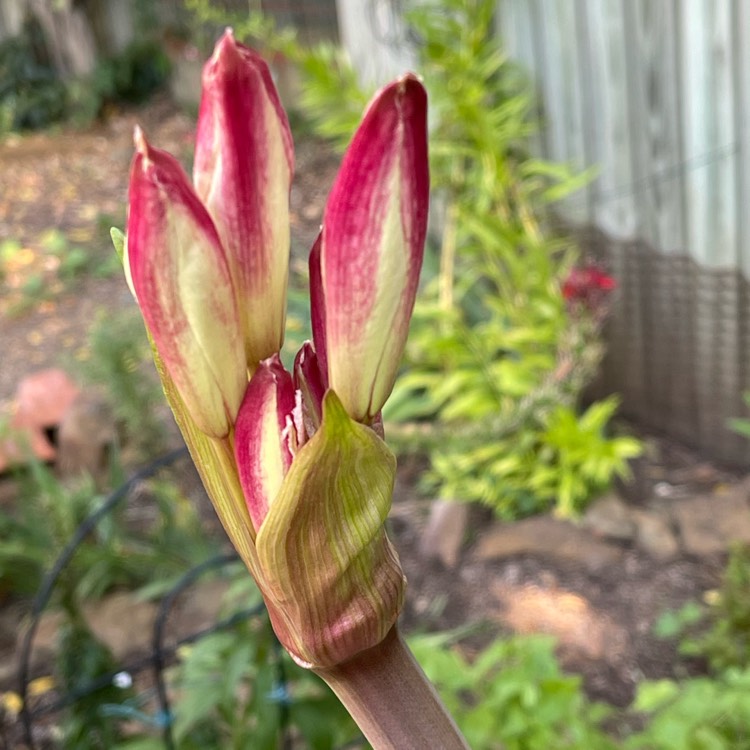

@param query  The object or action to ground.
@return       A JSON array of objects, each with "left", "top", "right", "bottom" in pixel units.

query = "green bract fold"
[
  {"left": 256, "top": 390, "right": 406, "bottom": 668},
  {"left": 152, "top": 342, "right": 303, "bottom": 655}
]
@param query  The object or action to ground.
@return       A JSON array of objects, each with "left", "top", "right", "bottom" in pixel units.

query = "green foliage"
[
  {"left": 0, "top": 24, "right": 169, "bottom": 133},
  {"left": 168, "top": 626, "right": 359, "bottom": 749},
  {"left": 728, "top": 392, "right": 750, "bottom": 439},
  {"left": 653, "top": 545, "right": 750, "bottom": 673},
  {"left": 538, "top": 399, "right": 641, "bottom": 516},
  {"left": 67, "top": 39, "right": 171, "bottom": 127},
  {"left": 692, "top": 543, "right": 750, "bottom": 672},
  {"left": 117, "top": 569, "right": 361, "bottom": 750},
  {"left": 410, "top": 633, "right": 616, "bottom": 750},
  {"left": 653, "top": 601, "right": 704, "bottom": 641},
  {"left": 57, "top": 619, "right": 134, "bottom": 749},
  {"left": 76, "top": 307, "right": 167, "bottom": 455},
  {"left": 415, "top": 629, "right": 750, "bottom": 750},
  {"left": 0, "top": 21, "right": 67, "bottom": 132},
  {"left": 0, "top": 455, "right": 213, "bottom": 602},
  {"left": 626, "top": 669, "right": 750, "bottom": 750},
  {"left": 390, "top": 0, "right": 638, "bottom": 516}
]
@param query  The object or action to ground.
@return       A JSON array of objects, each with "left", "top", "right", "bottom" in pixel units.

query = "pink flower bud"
[
  {"left": 194, "top": 29, "right": 294, "bottom": 367},
  {"left": 313, "top": 75, "right": 429, "bottom": 423},
  {"left": 126, "top": 128, "right": 246, "bottom": 438},
  {"left": 235, "top": 383, "right": 405, "bottom": 668},
  {"left": 234, "top": 356, "right": 296, "bottom": 531}
]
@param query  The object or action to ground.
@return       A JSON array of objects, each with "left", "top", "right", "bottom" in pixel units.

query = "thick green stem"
[{"left": 314, "top": 626, "right": 469, "bottom": 750}]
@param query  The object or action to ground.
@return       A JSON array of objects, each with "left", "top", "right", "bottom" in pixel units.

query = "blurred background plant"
[
  {"left": 144, "top": 569, "right": 361, "bottom": 750},
  {"left": 6, "top": 2, "right": 741, "bottom": 748},
  {"left": 0, "top": 452, "right": 213, "bottom": 604},
  {"left": 185, "top": 0, "right": 641, "bottom": 519},
  {"left": 73, "top": 308, "right": 168, "bottom": 456},
  {"left": 0, "top": 11, "right": 170, "bottom": 133},
  {"left": 655, "top": 542, "right": 750, "bottom": 675}
]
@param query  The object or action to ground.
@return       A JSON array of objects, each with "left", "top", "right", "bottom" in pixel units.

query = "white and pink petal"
[
  {"left": 234, "top": 355, "right": 296, "bottom": 531},
  {"left": 194, "top": 29, "right": 294, "bottom": 368},
  {"left": 318, "top": 75, "right": 429, "bottom": 423},
  {"left": 126, "top": 128, "right": 246, "bottom": 438}
]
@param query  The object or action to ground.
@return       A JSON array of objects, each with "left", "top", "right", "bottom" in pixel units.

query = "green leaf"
[
  {"left": 110, "top": 227, "right": 126, "bottom": 263},
  {"left": 633, "top": 679, "right": 680, "bottom": 712}
]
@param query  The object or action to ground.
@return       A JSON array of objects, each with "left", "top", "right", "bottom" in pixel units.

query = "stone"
[
  {"left": 29, "top": 595, "right": 156, "bottom": 664},
  {"left": 0, "top": 369, "right": 80, "bottom": 472},
  {"left": 13, "top": 368, "right": 80, "bottom": 430},
  {"left": 82, "top": 593, "right": 158, "bottom": 661},
  {"left": 473, "top": 515, "right": 622, "bottom": 572},
  {"left": 56, "top": 392, "right": 116, "bottom": 482},
  {"left": 27, "top": 580, "right": 232, "bottom": 666},
  {"left": 419, "top": 499, "right": 469, "bottom": 568},
  {"left": 672, "top": 489, "right": 750, "bottom": 556},
  {"left": 583, "top": 493, "right": 636, "bottom": 541},
  {"left": 632, "top": 510, "right": 679, "bottom": 561},
  {"left": 170, "top": 579, "right": 230, "bottom": 642},
  {"left": 492, "top": 582, "right": 628, "bottom": 661}
]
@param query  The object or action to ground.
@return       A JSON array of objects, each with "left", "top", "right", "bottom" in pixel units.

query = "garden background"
[{"left": 1, "top": 1, "right": 750, "bottom": 748}]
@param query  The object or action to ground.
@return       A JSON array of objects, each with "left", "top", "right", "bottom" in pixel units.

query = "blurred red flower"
[{"left": 562, "top": 264, "right": 616, "bottom": 312}]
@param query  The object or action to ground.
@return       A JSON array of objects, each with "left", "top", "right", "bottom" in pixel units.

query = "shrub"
[
  {"left": 0, "top": 22, "right": 67, "bottom": 131},
  {"left": 627, "top": 670, "right": 750, "bottom": 750}
]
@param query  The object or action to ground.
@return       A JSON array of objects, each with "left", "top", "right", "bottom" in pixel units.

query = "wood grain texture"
[{"left": 339, "top": 0, "right": 750, "bottom": 460}]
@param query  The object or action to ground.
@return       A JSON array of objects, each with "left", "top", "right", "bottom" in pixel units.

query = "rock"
[
  {"left": 0, "top": 424, "right": 56, "bottom": 473},
  {"left": 56, "top": 392, "right": 116, "bottom": 483},
  {"left": 632, "top": 510, "right": 679, "bottom": 561},
  {"left": 13, "top": 368, "right": 80, "bottom": 431},
  {"left": 672, "top": 489, "right": 750, "bottom": 556},
  {"left": 583, "top": 493, "right": 636, "bottom": 541},
  {"left": 29, "top": 595, "right": 156, "bottom": 664},
  {"left": 473, "top": 515, "right": 622, "bottom": 572},
  {"left": 0, "top": 369, "right": 80, "bottom": 472},
  {"left": 419, "top": 500, "right": 469, "bottom": 568},
  {"left": 82, "top": 593, "right": 158, "bottom": 661},
  {"left": 170, "top": 579, "right": 230, "bottom": 642},
  {"left": 27, "top": 580, "right": 232, "bottom": 667},
  {"left": 492, "top": 582, "right": 628, "bottom": 661},
  {"left": 29, "top": 610, "right": 66, "bottom": 663}
]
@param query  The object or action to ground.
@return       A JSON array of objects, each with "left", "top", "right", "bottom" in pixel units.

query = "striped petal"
[
  {"left": 318, "top": 75, "right": 429, "bottom": 422},
  {"left": 194, "top": 29, "right": 294, "bottom": 368},
  {"left": 126, "top": 128, "right": 246, "bottom": 438},
  {"left": 234, "top": 355, "right": 296, "bottom": 531}
]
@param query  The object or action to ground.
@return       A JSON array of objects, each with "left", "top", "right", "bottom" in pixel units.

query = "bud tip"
[{"left": 133, "top": 125, "right": 147, "bottom": 156}]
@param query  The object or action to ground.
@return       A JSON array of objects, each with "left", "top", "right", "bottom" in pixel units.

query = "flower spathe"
[
  {"left": 124, "top": 32, "right": 428, "bottom": 668},
  {"left": 237, "top": 376, "right": 405, "bottom": 666}
]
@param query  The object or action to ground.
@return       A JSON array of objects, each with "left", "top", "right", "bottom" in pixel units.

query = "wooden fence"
[
  {"left": 337, "top": 0, "right": 750, "bottom": 464},
  {"left": 497, "top": 0, "right": 750, "bottom": 463}
]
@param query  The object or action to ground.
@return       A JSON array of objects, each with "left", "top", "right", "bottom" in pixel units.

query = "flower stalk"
[
  {"left": 316, "top": 627, "right": 469, "bottom": 750},
  {"left": 122, "top": 28, "right": 468, "bottom": 748}
]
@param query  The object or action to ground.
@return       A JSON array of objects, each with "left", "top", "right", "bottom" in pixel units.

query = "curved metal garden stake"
[{"left": 18, "top": 448, "right": 186, "bottom": 749}]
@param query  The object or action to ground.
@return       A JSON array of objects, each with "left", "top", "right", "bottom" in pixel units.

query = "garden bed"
[{"left": 1, "top": 99, "right": 748, "bottom": 748}]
